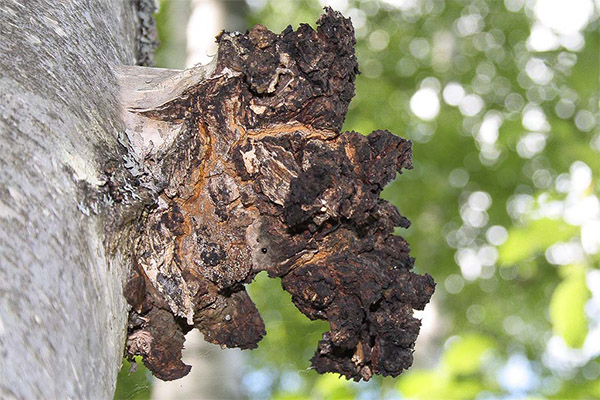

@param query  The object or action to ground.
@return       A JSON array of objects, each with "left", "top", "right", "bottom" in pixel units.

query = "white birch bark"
[{"left": 0, "top": 0, "right": 153, "bottom": 398}]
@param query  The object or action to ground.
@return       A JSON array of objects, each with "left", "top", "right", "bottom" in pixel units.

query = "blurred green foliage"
[
  {"left": 116, "top": 0, "right": 599, "bottom": 399},
  {"left": 550, "top": 264, "right": 591, "bottom": 348},
  {"left": 114, "top": 357, "right": 152, "bottom": 400},
  {"left": 499, "top": 218, "right": 578, "bottom": 264},
  {"left": 154, "top": 0, "right": 189, "bottom": 68}
]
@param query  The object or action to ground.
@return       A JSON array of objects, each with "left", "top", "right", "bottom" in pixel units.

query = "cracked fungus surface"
[{"left": 125, "top": 7, "right": 435, "bottom": 382}]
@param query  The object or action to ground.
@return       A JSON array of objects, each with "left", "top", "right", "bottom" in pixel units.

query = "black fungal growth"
[{"left": 124, "top": 7, "right": 435, "bottom": 383}]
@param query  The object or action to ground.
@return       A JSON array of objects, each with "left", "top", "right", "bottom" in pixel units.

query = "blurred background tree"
[{"left": 116, "top": 0, "right": 599, "bottom": 399}]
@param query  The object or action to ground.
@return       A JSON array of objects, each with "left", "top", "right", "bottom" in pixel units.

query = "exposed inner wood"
[{"left": 120, "top": 8, "right": 435, "bottom": 382}]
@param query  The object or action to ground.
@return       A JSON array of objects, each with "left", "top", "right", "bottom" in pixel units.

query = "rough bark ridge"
[{"left": 124, "top": 8, "right": 435, "bottom": 382}]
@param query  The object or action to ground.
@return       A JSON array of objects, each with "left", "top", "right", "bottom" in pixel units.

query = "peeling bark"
[{"left": 121, "top": 8, "right": 435, "bottom": 382}]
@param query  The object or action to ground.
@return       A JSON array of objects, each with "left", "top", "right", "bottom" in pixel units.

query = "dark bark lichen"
[
  {"left": 132, "top": 0, "right": 158, "bottom": 66},
  {"left": 124, "top": 7, "right": 435, "bottom": 382}
]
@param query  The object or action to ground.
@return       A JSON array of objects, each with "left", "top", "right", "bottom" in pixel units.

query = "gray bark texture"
[{"left": 0, "top": 0, "right": 154, "bottom": 398}]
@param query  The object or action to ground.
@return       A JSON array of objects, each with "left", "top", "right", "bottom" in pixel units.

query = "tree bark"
[{"left": 0, "top": 1, "right": 155, "bottom": 398}]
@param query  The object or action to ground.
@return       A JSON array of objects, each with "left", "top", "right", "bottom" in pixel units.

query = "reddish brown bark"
[{"left": 124, "top": 8, "right": 434, "bottom": 382}]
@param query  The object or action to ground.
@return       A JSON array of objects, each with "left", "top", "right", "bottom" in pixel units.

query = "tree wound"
[{"left": 123, "top": 8, "right": 435, "bottom": 382}]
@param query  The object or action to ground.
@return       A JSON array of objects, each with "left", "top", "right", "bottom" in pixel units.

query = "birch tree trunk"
[{"left": 0, "top": 1, "right": 155, "bottom": 398}]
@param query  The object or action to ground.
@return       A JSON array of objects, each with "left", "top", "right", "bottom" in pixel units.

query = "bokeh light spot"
[{"left": 410, "top": 87, "right": 440, "bottom": 120}]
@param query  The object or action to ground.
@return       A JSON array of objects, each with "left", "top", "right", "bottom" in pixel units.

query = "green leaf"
[
  {"left": 313, "top": 373, "right": 355, "bottom": 400},
  {"left": 442, "top": 334, "right": 495, "bottom": 376},
  {"left": 549, "top": 265, "right": 591, "bottom": 348},
  {"left": 114, "top": 357, "right": 153, "bottom": 400},
  {"left": 397, "top": 369, "right": 485, "bottom": 400},
  {"left": 272, "top": 394, "right": 312, "bottom": 400},
  {"left": 397, "top": 370, "right": 442, "bottom": 398},
  {"left": 499, "top": 218, "right": 578, "bottom": 265}
]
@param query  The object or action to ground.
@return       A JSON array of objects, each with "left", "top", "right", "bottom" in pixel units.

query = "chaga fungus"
[{"left": 124, "top": 7, "right": 435, "bottom": 382}]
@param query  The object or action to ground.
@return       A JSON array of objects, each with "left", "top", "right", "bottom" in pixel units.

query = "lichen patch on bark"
[{"left": 123, "top": 7, "right": 435, "bottom": 382}]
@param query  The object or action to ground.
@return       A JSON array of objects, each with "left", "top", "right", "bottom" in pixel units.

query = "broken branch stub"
[{"left": 121, "top": 7, "right": 435, "bottom": 382}]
